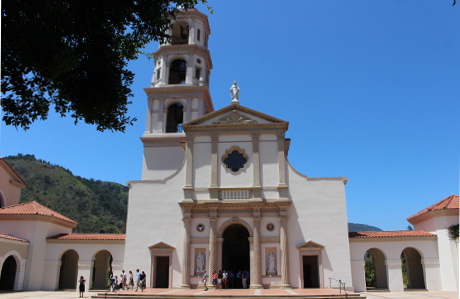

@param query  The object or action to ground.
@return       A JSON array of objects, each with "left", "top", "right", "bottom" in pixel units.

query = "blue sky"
[{"left": 1, "top": 1, "right": 459, "bottom": 231}]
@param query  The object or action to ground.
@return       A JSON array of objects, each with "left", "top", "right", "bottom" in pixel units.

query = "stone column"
[
  {"left": 279, "top": 210, "right": 291, "bottom": 288},
  {"left": 250, "top": 209, "right": 263, "bottom": 288},
  {"left": 208, "top": 210, "right": 218, "bottom": 275},
  {"left": 181, "top": 212, "right": 191, "bottom": 289}
]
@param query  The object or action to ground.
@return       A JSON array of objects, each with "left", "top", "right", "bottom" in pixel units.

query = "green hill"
[
  {"left": 348, "top": 223, "right": 382, "bottom": 232},
  {"left": 4, "top": 154, "right": 382, "bottom": 233},
  {"left": 5, "top": 154, "right": 128, "bottom": 233}
]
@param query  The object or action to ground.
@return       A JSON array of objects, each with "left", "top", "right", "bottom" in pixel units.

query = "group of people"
[
  {"left": 108, "top": 269, "right": 147, "bottom": 292},
  {"left": 202, "top": 269, "right": 250, "bottom": 291}
]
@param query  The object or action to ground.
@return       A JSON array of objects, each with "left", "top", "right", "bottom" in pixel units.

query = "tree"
[{"left": 1, "top": 0, "right": 209, "bottom": 132}]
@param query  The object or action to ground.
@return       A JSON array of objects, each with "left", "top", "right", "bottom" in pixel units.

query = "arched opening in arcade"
[
  {"left": 59, "top": 249, "right": 79, "bottom": 289},
  {"left": 222, "top": 224, "right": 250, "bottom": 288},
  {"left": 0, "top": 255, "right": 17, "bottom": 290},
  {"left": 401, "top": 247, "right": 425, "bottom": 289},
  {"left": 364, "top": 248, "right": 388, "bottom": 290},
  {"left": 91, "top": 250, "right": 112, "bottom": 290}
]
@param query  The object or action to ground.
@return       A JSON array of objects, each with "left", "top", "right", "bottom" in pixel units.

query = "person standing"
[
  {"left": 202, "top": 270, "right": 208, "bottom": 291},
  {"left": 140, "top": 271, "right": 147, "bottom": 291},
  {"left": 128, "top": 270, "right": 134, "bottom": 289},
  {"left": 242, "top": 270, "right": 248, "bottom": 289},
  {"left": 212, "top": 270, "right": 218, "bottom": 290},
  {"left": 122, "top": 270, "right": 127, "bottom": 290},
  {"left": 222, "top": 270, "right": 228, "bottom": 289},
  {"left": 135, "top": 269, "right": 141, "bottom": 291},
  {"left": 77, "top": 276, "right": 86, "bottom": 298},
  {"left": 108, "top": 271, "right": 115, "bottom": 292},
  {"left": 217, "top": 270, "right": 223, "bottom": 290},
  {"left": 236, "top": 270, "right": 242, "bottom": 288}
]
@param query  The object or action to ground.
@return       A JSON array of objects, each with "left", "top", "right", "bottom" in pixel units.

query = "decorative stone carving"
[
  {"left": 212, "top": 110, "right": 257, "bottom": 124},
  {"left": 230, "top": 81, "right": 240, "bottom": 103},
  {"left": 267, "top": 251, "right": 276, "bottom": 275},
  {"left": 196, "top": 251, "right": 205, "bottom": 272}
]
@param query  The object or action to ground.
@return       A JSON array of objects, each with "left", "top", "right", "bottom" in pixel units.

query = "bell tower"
[
  {"left": 141, "top": 8, "right": 213, "bottom": 180},
  {"left": 144, "top": 8, "right": 213, "bottom": 135}
]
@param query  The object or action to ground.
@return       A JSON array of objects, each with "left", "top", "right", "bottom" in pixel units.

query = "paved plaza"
[{"left": 0, "top": 289, "right": 458, "bottom": 299}]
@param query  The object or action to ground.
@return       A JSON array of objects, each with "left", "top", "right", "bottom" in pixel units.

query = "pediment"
[
  {"left": 183, "top": 104, "right": 288, "bottom": 130},
  {"left": 148, "top": 241, "right": 175, "bottom": 250},
  {"left": 296, "top": 240, "right": 324, "bottom": 249}
]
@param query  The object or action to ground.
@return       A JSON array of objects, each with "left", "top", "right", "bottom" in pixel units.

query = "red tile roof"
[
  {"left": 349, "top": 230, "right": 436, "bottom": 239},
  {"left": 0, "top": 233, "right": 29, "bottom": 242},
  {"left": 0, "top": 201, "right": 77, "bottom": 225},
  {"left": 48, "top": 233, "right": 125, "bottom": 240},
  {"left": 407, "top": 195, "right": 459, "bottom": 221}
]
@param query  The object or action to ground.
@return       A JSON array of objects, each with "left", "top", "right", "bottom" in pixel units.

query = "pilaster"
[
  {"left": 210, "top": 134, "right": 219, "bottom": 199},
  {"left": 250, "top": 209, "right": 263, "bottom": 288},
  {"left": 208, "top": 210, "right": 218, "bottom": 274},
  {"left": 279, "top": 210, "right": 291, "bottom": 288},
  {"left": 181, "top": 212, "right": 191, "bottom": 289}
]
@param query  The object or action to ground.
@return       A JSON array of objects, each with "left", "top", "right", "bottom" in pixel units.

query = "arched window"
[
  {"left": 169, "top": 59, "right": 187, "bottom": 84},
  {"left": 197, "top": 29, "right": 201, "bottom": 41},
  {"left": 166, "top": 103, "right": 184, "bottom": 133}
]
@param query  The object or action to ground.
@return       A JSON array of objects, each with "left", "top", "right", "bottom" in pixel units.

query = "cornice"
[
  {"left": 183, "top": 104, "right": 288, "bottom": 128},
  {"left": 184, "top": 123, "right": 288, "bottom": 133},
  {"left": 349, "top": 236, "right": 437, "bottom": 242},
  {"left": 179, "top": 200, "right": 291, "bottom": 211},
  {"left": 0, "top": 214, "right": 76, "bottom": 229},
  {"left": 144, "top": 86, "right": 214, "bottom": 113},
  {"left": 46, "top": 239, "right": 125, "bottom": 245},
  {"left": 407, "top": 209, "right": 459, "bottom": 225},
  {"left": 153, "top": 45, "right": 213, "bottom": 69},
  {"left": 307, "top": 177, "right": 349, "bottom": 185}
]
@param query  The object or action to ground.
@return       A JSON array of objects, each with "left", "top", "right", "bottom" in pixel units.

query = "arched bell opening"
[
  {"left": 166, "top": 103, "right": 184, "bottom": 133},
  {"left": 0, "top": 255, "right": 17, "bottom": 290},
  {"left": 401, "top": 247, "right": 425, "bottom": 290},
  {"left": 222, "top": 224, "right": 250, "bottom": 288},
  {"left": 168, "top": 59, "right": 187, "bottom": 85},
  {"left": 171, "top": 21, "right": 189, "bottom": 45},
  {"left": 59, "top": 249, "right": 79, "bottom": 290}
]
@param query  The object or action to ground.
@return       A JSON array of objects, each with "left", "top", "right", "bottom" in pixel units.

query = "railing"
[
  {"left": 329, "top": 278, "right": 347, "bottom": 297},
  {"left": 221, "top": 189, "right": 250, "bottom": 199}
]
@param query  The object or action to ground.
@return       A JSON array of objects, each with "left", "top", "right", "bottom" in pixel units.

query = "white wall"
[
  {"left": 286, "top": 163, "right": 353, "bottom": 290},
  {"left": 125, "top": 169, "right": 186, "bottom": 288}
]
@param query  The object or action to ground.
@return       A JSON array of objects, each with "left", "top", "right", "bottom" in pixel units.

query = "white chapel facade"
[{"left": 0, "top": 8, "right": 458, "bottom": 294}]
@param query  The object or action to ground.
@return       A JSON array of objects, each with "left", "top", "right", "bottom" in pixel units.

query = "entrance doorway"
[
  {"left": 303, "top": 256, "right": 320, "bottom": 288},
  {"left": 154, "top": 256, "right": 169, "bottom": 288},
  {"left": 222, "top": 224, "right": 250, "bottom": 288},
  {"left": 0, "top": 255, "right": 17, "bottom": 290}
]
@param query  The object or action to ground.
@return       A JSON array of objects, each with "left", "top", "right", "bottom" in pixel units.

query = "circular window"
[
  {"left": 266, "top": 223, "right": 274, "bottom": 231},
  {"left": 197, "top": 224, "right": 205, "bottom": 232}
]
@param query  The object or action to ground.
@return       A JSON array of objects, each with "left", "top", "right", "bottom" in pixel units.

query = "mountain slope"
[{"left": 5, "top": 154, "right": 128, "bottom": 233}]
